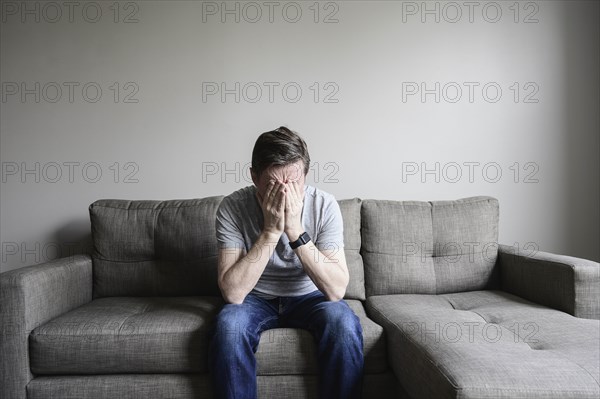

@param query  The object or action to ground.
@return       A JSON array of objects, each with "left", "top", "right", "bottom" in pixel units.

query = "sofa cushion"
[
  {"left": 90, "top": 197, "right": 224, "bottom": 298},
  {"left": 30, "top": 296, "right": 223, "bottom": 374},
  {"left": 90, "top": 196, "right": 365, "bottom": 300},
  {"left": 338, "top": 198, "right": 365, "bottom": 300},
  {"left": 255, "top": 299, "right": 387, "bottom": 374},
  {"left": 366, "top": 290, "right": 600, "bottom": 398},
  {"left": 27, "top": 373, "right": 402, "bottom": 399},
  {"left": 27, "top": 375, "right": 214, "bottom": 399},
  {"left": 361, "top": 196, "right": 499, "bottom": 296},
  {"left": 30, "top": 298, "right": 387, "bottom": 375}
]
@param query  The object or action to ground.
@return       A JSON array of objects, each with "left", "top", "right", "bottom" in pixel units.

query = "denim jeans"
[{"left": 208, "top": 290, "right": 364, "bottom": 399}]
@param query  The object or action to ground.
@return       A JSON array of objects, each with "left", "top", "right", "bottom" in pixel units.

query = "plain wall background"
[{"left": 1, "top": 0, "right": 598, "bottom": 273}]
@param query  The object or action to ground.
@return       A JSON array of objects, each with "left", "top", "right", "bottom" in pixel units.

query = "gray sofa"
[{"left": 1, "top": 195, "right": 598, "bottom": 399}]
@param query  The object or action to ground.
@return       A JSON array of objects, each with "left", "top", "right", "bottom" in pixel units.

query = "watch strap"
[{"left": 289, "top": 232, "right": 311, "bottom": 249}]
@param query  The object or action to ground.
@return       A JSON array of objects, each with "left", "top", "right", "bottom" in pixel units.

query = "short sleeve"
[
  {"left": 215, "top": 197, "right": 245, "bottom": 249},
  {"left": 314, "top": 197, "right": 345, "bottom": 252}
]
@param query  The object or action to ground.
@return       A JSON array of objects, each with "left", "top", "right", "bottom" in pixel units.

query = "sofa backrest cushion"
[
  {"left": 361, "top": 196, "right": 499, "bottom": 296},
  {"left": 90, "top": 197, "right": 223, "bottom": 298},
  {"left": 90, "top": 196, "right": 366, "bottom": 300},
  {"left": 338, "top": 198, "right": 365, "bottom": 300}
]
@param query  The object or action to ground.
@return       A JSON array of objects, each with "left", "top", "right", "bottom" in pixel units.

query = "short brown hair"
[{"left": 251, "top": 126, "right": 310, "bottom": 179}]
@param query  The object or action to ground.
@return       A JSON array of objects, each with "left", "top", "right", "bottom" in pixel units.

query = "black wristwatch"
[{"left": 289, "top": 232, "right": 311, "bottom": 249}]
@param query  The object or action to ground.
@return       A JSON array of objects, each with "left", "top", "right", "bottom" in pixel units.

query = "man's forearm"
[
  {"left": 219, "top": 232, "right": 280, "bottom": 304},
  {"left": 294, "top": 241, "right": 349, "bottom": 301}
]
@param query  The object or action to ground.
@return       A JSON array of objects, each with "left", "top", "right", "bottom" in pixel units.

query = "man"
[{"left": 208, "top": 126, "right": 364, "bottom": 399}]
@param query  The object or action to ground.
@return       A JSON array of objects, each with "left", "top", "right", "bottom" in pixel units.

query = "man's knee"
[
  {"left": 213, "top": 304, "right": 254, "bottom": 343},
  {"left": 319, "top": 301, "right": 363, "bottom": 339}
]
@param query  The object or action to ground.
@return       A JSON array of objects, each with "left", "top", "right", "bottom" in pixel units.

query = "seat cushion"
[
  {"left": 255, "top": 299, "right": 387, "bottom": 375},
  {"left": 30, "top": 296, "right": 223, "bottom": 374},
  {"left": 30, "top": 297, "right": 387, "bottom": 375},
  {"left": 27, "top": 372, "right": 402, "bottom": 399},
  {"left": 366, "top": 290, "right": 600, "bottom": 399}
]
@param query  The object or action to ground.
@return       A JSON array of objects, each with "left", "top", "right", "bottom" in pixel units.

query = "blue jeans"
[{"left": 208, "top": 290, "right": 364, "bottom": 399}]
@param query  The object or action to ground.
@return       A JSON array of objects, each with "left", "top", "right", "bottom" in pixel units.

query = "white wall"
[{"left": 1, "top": 0, "right": 598, "bottom": 273}]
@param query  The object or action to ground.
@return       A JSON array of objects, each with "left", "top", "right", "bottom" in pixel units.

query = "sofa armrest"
[
  {"left": 498, "top": 244, "right": 599, "bottom": 320},
  {"left": 1, "top": 255, "right": 93, "bottom": 399}
]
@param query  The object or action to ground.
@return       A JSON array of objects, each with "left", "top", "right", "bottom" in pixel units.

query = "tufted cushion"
[
  {"left": 90, "top": 197, "right": 223, "bottom": 298},
  {"left": 255, "top": 299, "right": 386, "bottom": 374},
  {"left": 29, "top": 297, "right": 387, "bottom": 375},
  {"left": 30, "top": 296, "right": 222, "bottom": 374},
  {"left": 366, "top": 291, "right": 600, "bottom": 398},
  {"left": 338, "top": 198, "right": 365, "bottom": 300},
  {"left": 90, "top": 196, "right": 366, "bottom": 300},
  {"left": 361, "top": 196, "right": 499, "bottom": 296}
]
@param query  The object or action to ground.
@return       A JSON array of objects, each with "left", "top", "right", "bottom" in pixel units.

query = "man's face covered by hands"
[
  {"left": 252, "top": 161, "right": 306, "bottom": 240},
  {"left": 253, "top": 161, "right": 306, "bottom": 200}
]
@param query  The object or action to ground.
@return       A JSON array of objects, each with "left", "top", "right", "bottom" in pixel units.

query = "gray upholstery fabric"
[
  {"left": 3, "top": 194, "right": 598, "bottom": 399},
  {"left": 499, "top": 244, "right": 600, "bottom": 320},
  {"left": 30, "top": 296, "right": 223, "bottom": 374},
  {"left": 0, "top": 255, "right": 92, "bottom": 399},
  {"left": 361, "top": 196, "right": 499, "bottom": 296},
  {"left": 29, "top": 298, "right": 387, "bottom": 375},
  {"left": 338, "top": 198, "right": 366, "bottom": 300},
  {"left": 26, "top": 372, "right": 401, "bottom": 399},
  {"left": 256, "top": 373, "right": 401, "bottom": 399},
  {"left": 366, "top": 290, "right": 600, "bottom": 399},
  {"left": 90, "top": 196, "right": 365, "bottom": 300},
  {"left": 27, "top": 374, "right": 214, "bottom": 399},
  {"left": 431, "top": 198, "right": 499, "bottom": 293},
  {"left": 255, "top": 300, "right": 387, "bottom": 374},
  {"left": 90, "top": 197, "right": 223, "bottom": 298}
]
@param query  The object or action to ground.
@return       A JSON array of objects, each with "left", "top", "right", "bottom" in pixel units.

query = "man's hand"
[
  {"left": 256, "top": 181, "right": 285, "bottom": 239},
  {"left": 284, "top": 180, "right": 304, "bottom": 242},
  {"left": 220, "top": 181, "right": 285, "bottom": 304}
]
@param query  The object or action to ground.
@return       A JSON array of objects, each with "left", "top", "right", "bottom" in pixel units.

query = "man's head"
[{"left": 250, "top": 126, "right": 310, "bottom": 197}]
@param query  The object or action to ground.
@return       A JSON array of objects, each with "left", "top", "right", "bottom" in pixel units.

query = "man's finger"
[
  {"left": 284, "top": 186, "right": 293, "bottom": 211},
  {"left": 277, "top": 187, "right": 286, "bottom": 211},
  {"left": 286, "top": 181, "right": 295, "bottom": 203},
  {"left": 266, "top": 182, "right": 282, "bottom": 209},
  {"left": 297, "top": 181, "right": 305, "bottom": 200},
  {"left": 289, "top": 181, "right": 301, "bottom": 205},
  {"left": 264, "top": 181, "right": 275, "bottom": 202},
  {"left": 293, "top": 181, "right": 302, "bottom": 202}
]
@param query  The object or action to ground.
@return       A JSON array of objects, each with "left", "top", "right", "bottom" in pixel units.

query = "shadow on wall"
[
  {"left": 562, "top": 2, "right": 600, "bottom": 261},
  {"left": 51, "top": 219, "right": 93, "bottom": 260}
]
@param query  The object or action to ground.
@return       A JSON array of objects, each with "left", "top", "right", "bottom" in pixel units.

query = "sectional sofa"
[{"left": 1, "top": 195, "right": 598, "bottom": 398}]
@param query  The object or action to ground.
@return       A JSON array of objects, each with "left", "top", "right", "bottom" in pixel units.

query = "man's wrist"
[
  {"left": 289, "top": 232, "right": 311, "bottom": 249},
  {"left": 286, "top": 230, "right": 303, "bottom": 242},
  {"left": 261, "top": 230, "right": 281, "bottom": 243}
]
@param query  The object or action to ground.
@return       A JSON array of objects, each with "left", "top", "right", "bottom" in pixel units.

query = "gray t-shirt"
[{"left": 215, "top": 184, "right": 344, "bottom": 298}]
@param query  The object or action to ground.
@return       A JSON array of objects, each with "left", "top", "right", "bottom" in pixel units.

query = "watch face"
[{"left": 300, "top": 232, "right": 310, "bottom": 244}]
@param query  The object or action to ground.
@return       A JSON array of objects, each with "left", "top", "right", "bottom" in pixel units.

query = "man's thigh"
[
  {"left": 279, "top": 290, "right": 362, "bottom": 337},
  {"left": 213, "top": 294, "right": 280, "bottom": 345}
]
